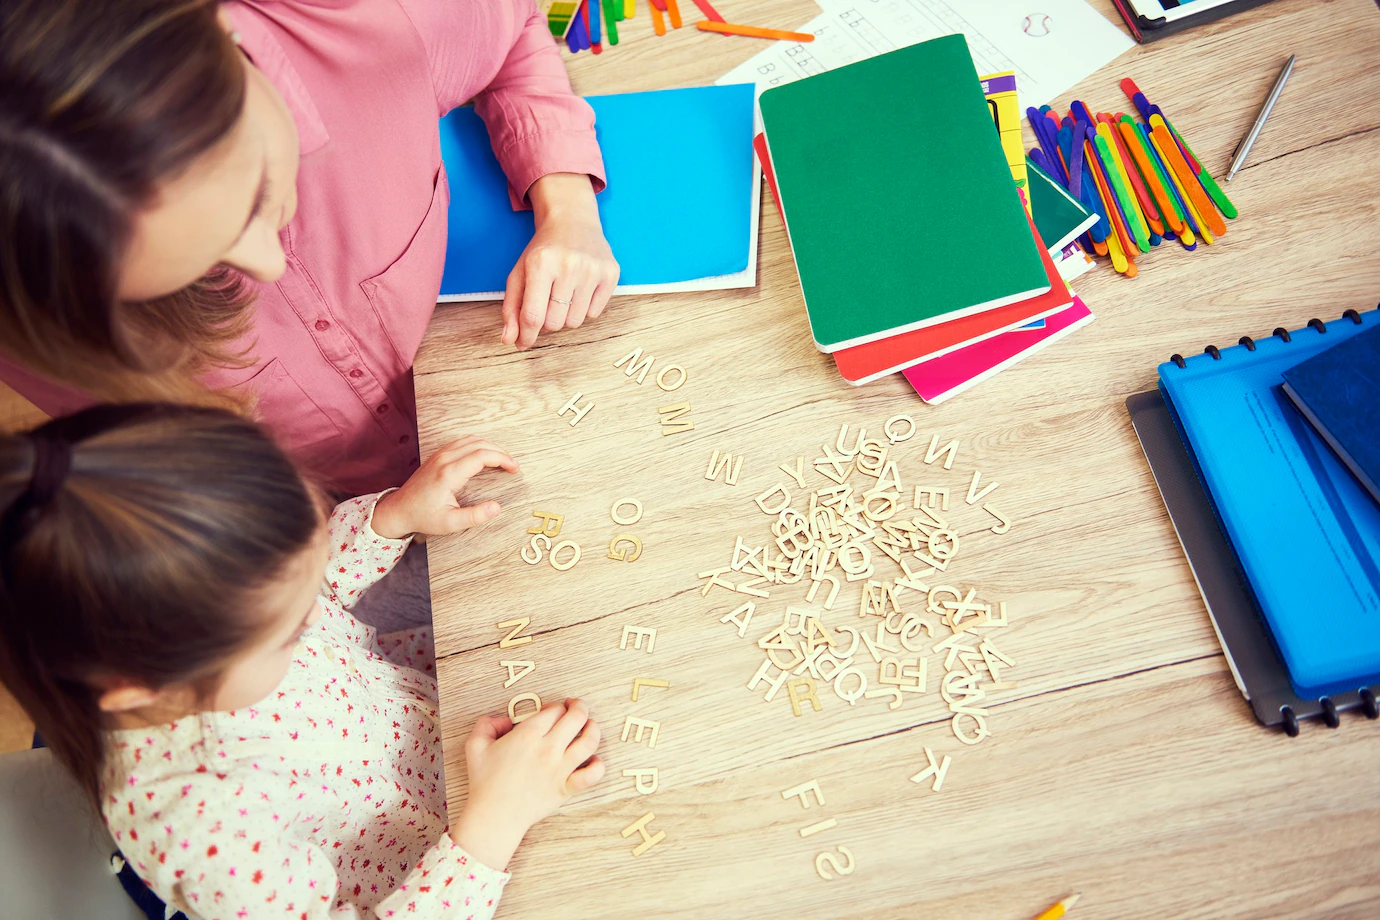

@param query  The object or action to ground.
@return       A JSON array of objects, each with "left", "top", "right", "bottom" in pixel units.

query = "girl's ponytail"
[{"left": 0, "top": 404, "right": 320, "bottom": 806}]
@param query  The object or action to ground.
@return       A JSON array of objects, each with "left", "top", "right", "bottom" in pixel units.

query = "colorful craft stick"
[
  {"left": 1150, "top": 116, "right": 1226, "bottom": 237},
  {"left": 691, "top": 0, "right": 725, "bottom": 22},
  {"left": 602, "top": 0, "right": 619, "bottom": 43},
  {"left": 665, "top": 0, "right": 682, "bottom": 28},
  {"left": 1122, "top": 78, "right": 1237, "bottom": 220},
  {"left": 649, "top": 0, "right": 665, "bottom": 34},
  {"left": 624, "top": 0, "right": 634, "bottom": 17},
  {"left": 1150, "top": 129, "right": 1212, "bottom": 245},
  {"left": 1102, "top": 114, "right": 1164, "bottom": 236},
  {"left": 1095, "top": 125, "right": 1152, "bottom": 250},
  {"left": 697, "top": 21, "right": 815, "bottom": 41},
  {"left": 588, "top": 0, "right": 601, "bottom": 44},
  {"left": 1133, "top": 120, "right": 1194, "bottom": 246}
]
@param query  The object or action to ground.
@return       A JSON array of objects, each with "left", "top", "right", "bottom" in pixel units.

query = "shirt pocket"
[
  {"left": 359, "top": 167, "right": 450, "bottom": 368},
  {"left": 232, "top": 358, "right": 344, "bottom": 463}
]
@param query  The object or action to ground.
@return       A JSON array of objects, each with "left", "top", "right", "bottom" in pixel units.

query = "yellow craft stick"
[
  {"left": 1102, "top": 202, "right": 1131, "bottom": 274},
  {"left": 1150, "top": 131, "right": 1214, "bottom": 246},
  {"left": 624, "top": 0, "right": 634, "bottom": 18}
]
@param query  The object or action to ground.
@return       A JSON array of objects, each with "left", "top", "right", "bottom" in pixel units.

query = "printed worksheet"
[{"left": 718, "top": 0, "right": 1133, "bottom": 107}]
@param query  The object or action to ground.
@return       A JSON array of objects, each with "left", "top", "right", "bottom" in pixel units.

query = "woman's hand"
[
  {"left": 501, "top": 173, "right": 619, "bottom": 350},
  {"left": 450, "top": 699, "right": 604, "bottom": 871},
  {"left": 371, "top": 435, "right": 518, "bottom": 538}
]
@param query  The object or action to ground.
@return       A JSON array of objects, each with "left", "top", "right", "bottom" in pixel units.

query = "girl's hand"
[
  {"left": 371, "top": 436, "right": 518, "bottom": 538},
  {"left": 501, "top": 173, "right": 619, "bottom": 350},
  {"left": 450, "top": 699, "right": 604, "bottom": 870}
]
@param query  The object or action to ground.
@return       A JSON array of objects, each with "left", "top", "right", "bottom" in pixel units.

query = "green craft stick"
[
  {"left": 1095, "top": 133, "right": 1150, "bottom": 252},
  {"left": 1166, "top": 122, "right": 1238, "bottom": 220},
  {"left": 603, "top": 0, "right": 619, "bottom": 42}
]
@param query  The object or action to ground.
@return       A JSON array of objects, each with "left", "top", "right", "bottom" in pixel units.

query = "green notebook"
[
  {"left": 1028, "top": 158, "right": 1097, "bottom": 254},
  {"left": 758, "top": 35, "right": 1049, "bottom": 353}
]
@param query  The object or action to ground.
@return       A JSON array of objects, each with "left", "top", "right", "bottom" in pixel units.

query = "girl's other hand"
[
  {"left": 502, "top": 173, "right": 619, "bottom": 350},
  {"left": 450, "top": 699, "right": 604, "bottom": 870},
  {"left": 371, "top": 435, "right": 518, "bottom": 538}
]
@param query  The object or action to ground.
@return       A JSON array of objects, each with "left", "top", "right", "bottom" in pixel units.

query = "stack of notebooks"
[
  {"left": 756, "top": 35, "right": 1099, "bottom": 400},
  {"left": 1129, "top": 309, "right": 1380, "bottom": 735}
]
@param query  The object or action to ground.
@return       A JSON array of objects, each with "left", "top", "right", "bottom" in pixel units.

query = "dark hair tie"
[{"left": 0, "top": 431, "right": 75, "bottom": 557}]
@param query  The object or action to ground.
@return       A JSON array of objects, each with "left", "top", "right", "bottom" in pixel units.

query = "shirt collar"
[{"left": 224, "top": 2, "right": 331, "bottom": 157}]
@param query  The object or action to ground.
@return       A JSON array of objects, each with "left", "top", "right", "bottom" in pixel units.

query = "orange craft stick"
[
  {"left": 1085, "top": 137, "right": 1136, "bottom": 261},
  {"left": 697, "top": 21, "right": 815, "bottom": 41},
  {"left": 1150, "top": 115, "right": 1226, "bottom": 237},
  {"left": 1117, "top": 119, "right": 1184, "bottom": 235},
  {"left": 666, "top": 0, "right": 682, "bottom": 28},
  {"left": 650, "top": 1, "right": 666, "bottom": 34}
]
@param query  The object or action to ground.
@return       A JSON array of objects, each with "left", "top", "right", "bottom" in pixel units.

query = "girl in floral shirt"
[{"left": 0, "top": 404, "right": 604, "bottom": 919}]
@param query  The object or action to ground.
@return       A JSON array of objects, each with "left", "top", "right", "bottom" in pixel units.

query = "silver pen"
[{"left": 1226, "top": 54, "right": 1295, "bottom": 182}]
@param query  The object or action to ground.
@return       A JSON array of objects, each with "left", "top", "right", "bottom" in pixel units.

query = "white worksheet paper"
[{"left": 717, "top": 0, "right": 1133, "bottom": 108}]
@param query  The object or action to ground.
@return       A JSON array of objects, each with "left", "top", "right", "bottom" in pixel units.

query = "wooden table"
[{"left": 415, "top": 3, "right": 1380, "bottom": 917}]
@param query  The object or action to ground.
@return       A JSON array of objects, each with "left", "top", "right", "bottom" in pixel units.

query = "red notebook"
[
  {"left": 754, "top": 134, "right": 1072, "bottom": 386},
  {"left": 903, "top": 296, "right": 1094, "bottom": 403}
]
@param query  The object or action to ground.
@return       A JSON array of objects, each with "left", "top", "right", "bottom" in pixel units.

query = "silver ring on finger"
[{"left": 550, "top": 295, "right": 572, "bottom": 306}]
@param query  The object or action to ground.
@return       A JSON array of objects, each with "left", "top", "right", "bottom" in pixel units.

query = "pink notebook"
[{"left": 903, "top": 297, "right": 1094, "bottom": 404}]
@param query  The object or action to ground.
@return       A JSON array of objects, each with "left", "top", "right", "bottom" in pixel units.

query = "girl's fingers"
[
  {"left": 547, "top": 698, "right": 590, "bottom": 747},
  {"left": 467, "top": 714, "right": 514, "bottom": 751},
  {"left": 517, "top": 700, "right": 568, "bottom": 736},
  {"left": 563, "top": 718, "right": 601, "bottom": 770},
  {"left": 441, "top": 502, "right": 502, "bottom": 532},
  {"left": 518, "top": 266, "right": 556, "bottom": 349},
  {"left": 441, "top": 449, "right": 519, "bottom": 488},
  {"left": 566, "top": 755, "right": 606, "bottom": 794},
  {"left": 501, "top": 263, "right": 526, "bottom": 346}
]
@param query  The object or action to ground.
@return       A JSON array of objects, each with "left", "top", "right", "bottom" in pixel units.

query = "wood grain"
[{"left": 418, "top": 2, "right": 1380, "bottom": 918}]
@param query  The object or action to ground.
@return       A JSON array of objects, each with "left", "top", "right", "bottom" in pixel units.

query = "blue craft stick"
[
  {"left": 589, "top": 0, "right": 601, "bottom": 45},
  {"left": 1058, "top": 125, "right": 1109, "bottom": 244},
  {"left": 1149, "top": 231, "right": 1163, "bottom": 246},
  {"left": 1071, "top": 100, "right": 1096, "bottom": 125},
  {"left": 1029, "top": 146, "right": 1054, "bottom": 178},
  {"left": 1132, "top": 91, "right": 1153, "bottom": 123},
  {"left": 566, "top": 14, "right": 581, "bottom": 52},
  {"left": 1026, "top": 107, "right": 1061, "bottom": 177},
  {"left": 1068, "top": 121, "right": 1086, "bottom": 201}
]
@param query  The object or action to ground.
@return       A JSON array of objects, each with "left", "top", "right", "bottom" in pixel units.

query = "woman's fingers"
[
  {"left": 518, "top": 263, "right": 556, "bottom": 349},
  {"left": 501, "top": 262, "right": 526, "bottom": 346},
  {"left": 544, "top": 277, "right": 575, "bottom": 332}
]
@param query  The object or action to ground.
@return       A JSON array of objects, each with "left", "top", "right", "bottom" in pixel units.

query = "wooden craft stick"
[{"left": 698, "top": 20, "right": 815, "bottom": 42}]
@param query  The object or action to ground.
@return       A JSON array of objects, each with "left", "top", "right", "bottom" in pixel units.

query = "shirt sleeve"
[
  {"left": 321, "top": 492, "right": 414, "bottom": 613},
  {"left": 106, "top": 769, "right": 509, "bottom": 920},
  {"left": 398, "top": 0, "right": 606, "bottom": 208}
]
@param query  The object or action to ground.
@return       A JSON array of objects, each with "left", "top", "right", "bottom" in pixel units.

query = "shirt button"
[
  {"left": 315, "top": 320, "right": 330, "bottom": 332},
  {"left": 349, "top": 368, "right": 364, "bottom": 379},
  {"left": 376, "top": 403, "right": 389, "bottom": 415},
  {"left": 398, "top": 434, "right": 410, "bottom": 444}
]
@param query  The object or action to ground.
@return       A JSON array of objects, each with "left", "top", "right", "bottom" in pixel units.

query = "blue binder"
[{"left": 1157, "top": 309, "right": 1380, "bottom": 699}]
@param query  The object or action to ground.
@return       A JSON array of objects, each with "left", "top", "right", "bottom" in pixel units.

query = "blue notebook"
[
  {"left": 1281, "top": 324, "right": 1380, "bottom": 507},
  {"left": 437, "top": 84, "right": 759, "bottom": 301},
  {"left": 1158, "top": 310, "right": 1380, "bottom": 698}
]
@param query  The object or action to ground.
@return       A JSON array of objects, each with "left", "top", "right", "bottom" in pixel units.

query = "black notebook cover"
[
  {"left": 1128, "top": 386, "right": 1380, "bottom": 734},
  {"left": 1110, "top": 0, "right": 1281, "bottom": 44}
]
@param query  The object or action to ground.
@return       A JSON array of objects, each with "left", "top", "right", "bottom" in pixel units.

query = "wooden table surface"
[{"left": 416, "top": 2, "right": 1380, "bottom": 918}]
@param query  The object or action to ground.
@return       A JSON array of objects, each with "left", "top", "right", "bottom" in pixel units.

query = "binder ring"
[
  {"left": 1344, "top": 309, "right": 1362, "bottom": 324},
  {"left": 1320, "top": 696, "right": 1340, "bottom": 728},
  {"left": 1360, "top": 688, "right": 1379, "bottom": 719},
  {"left": 1280, "top": 705, "right": 1300, "bottom": 737},
  {"left": 1170, "top": 353, "right": 1186, "bottom": 368},
  {"left": 1272, "top": 327, "right": 1292, "bottom": 342},
  {"left": 1204, "top": 345, "right": 1221, "bottom": 360},
  {"left": 1238, "top": 336, "right": 1256, "bottom": 351},
  {"left": 1308, "top": 317, "right": 1327, "bottom": 333}
]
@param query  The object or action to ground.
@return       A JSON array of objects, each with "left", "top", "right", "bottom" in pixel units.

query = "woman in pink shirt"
[{"left": 0, "top": 0, "right": 617, "bottom": 495}]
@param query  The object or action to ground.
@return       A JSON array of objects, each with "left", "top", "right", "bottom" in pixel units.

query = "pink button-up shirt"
[{"left": 1, "top": 0, "right": 605, "bottom": 494}]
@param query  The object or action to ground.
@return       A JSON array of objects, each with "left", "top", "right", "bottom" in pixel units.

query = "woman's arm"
[{"left": 398, "top": 0, "right": 619, "bottom": 347}]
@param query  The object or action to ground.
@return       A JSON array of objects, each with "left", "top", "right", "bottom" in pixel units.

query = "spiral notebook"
[{"left": 1130, "top": 308, "right": 1380, "bottom": 733}]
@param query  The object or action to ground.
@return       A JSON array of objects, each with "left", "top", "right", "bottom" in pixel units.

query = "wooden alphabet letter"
[
  {"left": 815, "top": 846, "right": 856, "bottom": 881},
  {"left": 621, "top": 716, "right": 661, "bottom": 748},
  {"left": 909, "top": 747, "right": 951, "bottom": 791},
  {"left": 620, "top": 812, "right": 667, "bottom": 857},
  {"left": 705, "top": 450, "right": 745, "bottom": 485},
  {"left": 496, "top": 618, "right": 533, "bottom": 649},
  {"left": 630, "top": 677, "right": 671, "bottom": 702},
  {"left": 619, "top": 625, "right": 658, "bottom": 653},
  {"left": 623, "top": 768, "right": 660, "bottom": 795},
  {"left": 507, "top": 692, "right": 541, "bottom": 723},
  {"left": 657, "top": 402, "right": 695, "bottom": 435},
  {"left": 787, "top": 678, "right": 823, "bottom": 717},
  {"left": 500, "top": 660, "right": 535, "bottom": 689},
  {"left": 613, "top": 347, "right": 656, "bottom": 384},
  {"left": 607, "top": 535, "right": 643, "bottom": 562},
  {"left": 557, "top": 393, "right": 594, "bottom": 427}
]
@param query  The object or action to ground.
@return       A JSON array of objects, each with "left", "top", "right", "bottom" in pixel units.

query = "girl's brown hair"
[
  {"left": 0, "top": 0, "right": 253, "bottom": 408},
  {"left": 0, "top": 404, "right": 320, "bottom": 806}
]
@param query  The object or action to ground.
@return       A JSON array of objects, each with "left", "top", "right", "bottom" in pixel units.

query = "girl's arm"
[
  {"left": 107, "top": 773, "right": 509, "bottom": 920},
  {"left": 319, "top": 492, "right": 414, "bottom": 613}
]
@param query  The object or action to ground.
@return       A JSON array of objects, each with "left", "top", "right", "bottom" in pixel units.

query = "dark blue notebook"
[
  {"left": 1281, "top": 325, "right": 1380, "bottom": 507},
  {"left": 1158, "top": 310, "right": 1380, "bottom": 699}
]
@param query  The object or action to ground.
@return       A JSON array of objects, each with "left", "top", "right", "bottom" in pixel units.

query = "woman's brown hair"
[
  {"left": 0, "top": 0, "right": 253, "bottom": 407},
  {"left": 0, "top": 403, "right": 320, "bottom": 806}
]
